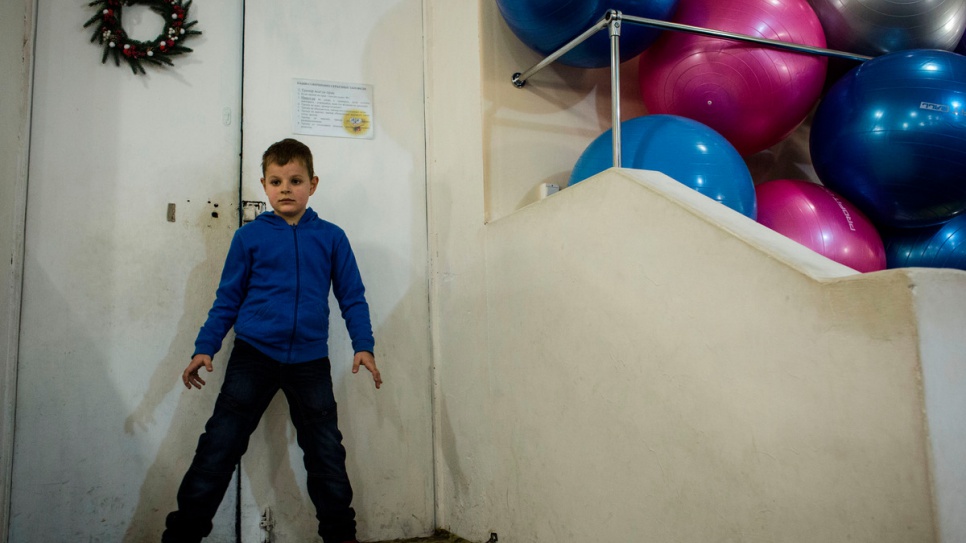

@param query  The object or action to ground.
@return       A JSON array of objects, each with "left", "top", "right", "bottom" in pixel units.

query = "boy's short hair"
[{"left": 262, "top": 138, "right": 315, "bottom": 178}]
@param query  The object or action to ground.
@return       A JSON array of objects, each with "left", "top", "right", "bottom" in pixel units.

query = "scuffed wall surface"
[{"left": 475, "top": 170, "right": 934, "bottom": 542}]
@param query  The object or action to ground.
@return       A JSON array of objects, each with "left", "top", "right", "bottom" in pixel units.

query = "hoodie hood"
[{"left": 255, "top": 207, "right": 319, "bottom": 229}]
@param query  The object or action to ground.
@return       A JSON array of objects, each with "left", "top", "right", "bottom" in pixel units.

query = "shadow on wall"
[
  {"left": 123, "top": 198, "right": 238, "bottom": 542},
  {"left": 239, "top": 239, "right": 430, "bottom": 541},
  {"left": 10, "top": 263, "right": 126, "bottom": 539}
]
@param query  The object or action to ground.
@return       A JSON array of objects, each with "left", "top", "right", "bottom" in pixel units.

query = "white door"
[
  {"left": 11, "top": 1, "right": 244, "bottom": 541},
  {"left": 239, "top": 1, "right": 433, "bottom": 541}
]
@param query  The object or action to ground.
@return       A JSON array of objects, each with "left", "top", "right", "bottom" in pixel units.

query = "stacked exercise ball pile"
[{"left": 496, "top": 0, "right": 966, "bottom": 272}]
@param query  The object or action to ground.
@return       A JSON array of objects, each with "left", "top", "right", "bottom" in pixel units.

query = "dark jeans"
[{"left": 162, "top": 339, "right": 356, "bottom": 543}]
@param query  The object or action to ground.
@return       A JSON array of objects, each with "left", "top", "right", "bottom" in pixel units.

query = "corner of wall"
[
  {"left": 423, "top": 0, "right": 489, "bottom": 536},
  {"left": 908, "top": 268, "right": 966, "bottom": 543}
]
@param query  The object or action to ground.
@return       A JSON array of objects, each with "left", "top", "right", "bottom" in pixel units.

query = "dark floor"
[{"left": 376, "top": 529, "right": 475, "bottom": 543}]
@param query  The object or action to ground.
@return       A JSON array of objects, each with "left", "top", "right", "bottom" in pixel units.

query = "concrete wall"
[
  {"left": 425, "top": 1, "right": 964, "bottom": 541},
  {"left": 481, "top": 169, "right": 941, "bottom": 541},
  {"left": 0, "top": 1, "right": 34, "bottom": 541}
]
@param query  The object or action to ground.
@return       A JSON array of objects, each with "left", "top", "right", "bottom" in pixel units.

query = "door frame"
[{"left": 0, "top": 0, "right": 36, "bottom": 540}]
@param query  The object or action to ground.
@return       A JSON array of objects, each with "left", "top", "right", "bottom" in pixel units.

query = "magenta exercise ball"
[
  {"left": 756, "top": 179, "right": 886, "bottom": 272},
  {"left": 638, "top": 0, "right": 827, "bottom": 156},
  {"left": 808, "top": 0, "right": 966, "bottom": 56}
]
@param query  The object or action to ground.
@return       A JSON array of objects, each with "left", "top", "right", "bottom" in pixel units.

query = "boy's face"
[{"left": 260, "top": 159, "right": 319, "bottom": 225}]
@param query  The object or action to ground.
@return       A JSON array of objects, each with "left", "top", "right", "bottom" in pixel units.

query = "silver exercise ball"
[{"left": 808, "top": 0, "right": 966, "bottom": 55}]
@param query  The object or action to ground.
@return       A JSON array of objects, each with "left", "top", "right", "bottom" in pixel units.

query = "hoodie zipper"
[{"left": 288, "top": 223, "right": 301, "bottom": 362}]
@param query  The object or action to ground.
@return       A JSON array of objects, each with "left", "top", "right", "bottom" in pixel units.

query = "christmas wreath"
[{"left": 84, "top": 0, "right": 201, "bottom": 75}]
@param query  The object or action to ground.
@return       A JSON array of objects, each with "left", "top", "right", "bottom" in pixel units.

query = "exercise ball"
[
  {"left": 638, "top": 0, "right": 827, "bottom": 156},
  {"left": 570, "top": 114, "right": 757, "bottom": 218},
  {"left": 810, "top": 49, "right": 966, "bottom": 228},
  {"left": 808, "top": 0, "right": 966, "bottom": 56},
  {"left": 756, "top": 179, "right": 886, "bottom": 272},
  {"left": 496, "top": 0, "right": 679, "bottom": 68},
  {"left": 883, "top": 213, "right": 966, "bottom": 270}
]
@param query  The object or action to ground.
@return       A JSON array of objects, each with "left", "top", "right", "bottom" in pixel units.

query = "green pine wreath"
[{"left": 84, "top": 0, "right": 201, "bottom": 75}]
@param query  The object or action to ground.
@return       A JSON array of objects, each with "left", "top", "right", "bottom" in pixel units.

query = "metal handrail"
[{"left": 511, "top": 9, "right": 873, "bottom": 168}]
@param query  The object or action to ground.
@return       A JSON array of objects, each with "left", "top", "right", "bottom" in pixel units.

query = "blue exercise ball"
[
  {"left": 884, "top": 213, "right": 966, "bottom": 270},
  {"left": 810, "top": 49, "right": 966, "bottom": 229},
  {"left": 496, "top": 0, "right": 679, "bottom": 68},
  {"left": 570, "top": 114, "right": 757, "bottom": 218}
]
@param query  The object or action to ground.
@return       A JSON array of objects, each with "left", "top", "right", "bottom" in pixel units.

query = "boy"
[{"left": 162, "top": 138, "right": 381, "bottom": 543}]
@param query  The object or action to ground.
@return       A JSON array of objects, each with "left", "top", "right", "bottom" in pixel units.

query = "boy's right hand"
[{"left": 183, "top": 354, "right": 214, "bottom": 389}]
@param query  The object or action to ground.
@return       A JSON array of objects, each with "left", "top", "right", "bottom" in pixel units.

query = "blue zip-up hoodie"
[{"left": 194, "top": 208, "right": 374, "bottom": 363}]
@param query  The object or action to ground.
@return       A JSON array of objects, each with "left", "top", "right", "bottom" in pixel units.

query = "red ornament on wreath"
[{"left": 84, "top": 0, "right": 201, "bottom": 75}]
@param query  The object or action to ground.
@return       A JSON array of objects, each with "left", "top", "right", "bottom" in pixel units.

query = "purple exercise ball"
[
  {"left": 638, "top": 0, "right": 827, "bottom": 156},
  {"left": 756, "top": 179, "right": 886, "bottom": 272}
]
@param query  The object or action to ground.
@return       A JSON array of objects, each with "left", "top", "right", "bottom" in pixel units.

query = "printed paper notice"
[{"left": 293, "top": 79, "right": 374, "bottom": 139}]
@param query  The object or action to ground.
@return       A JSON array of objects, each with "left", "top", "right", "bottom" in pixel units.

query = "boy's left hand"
[{"left": 352, "top": 351, "right": 382, "bottom": 389}]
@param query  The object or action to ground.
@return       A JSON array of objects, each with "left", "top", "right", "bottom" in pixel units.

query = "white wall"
[
  {"left": 0, "top": 1, "right": 34, "bottom": 541},
  {"left": 238, "top": 1, "right": 433, "bottom": 541}
]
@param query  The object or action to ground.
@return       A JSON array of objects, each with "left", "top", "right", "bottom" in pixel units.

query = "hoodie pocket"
[
  {"left": 298, "top": 301, "right": 329, "bottom": 342},
  {"left": 236, "top": 300, "right": 292, "bottom": 341}
]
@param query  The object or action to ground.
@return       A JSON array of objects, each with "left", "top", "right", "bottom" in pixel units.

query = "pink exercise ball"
[
  {"left": 638, "top": 0, "right": 828, "bottom": 156},
  {"left": 756, "top": 179, "right": 886, "bottom": 272}
]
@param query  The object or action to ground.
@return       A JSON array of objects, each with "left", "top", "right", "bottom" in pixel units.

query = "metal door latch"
[
  {"left": 260, "top": 507, "right": 275, "bottom": 543},
  {"left": 243, "top": 200, "right": 267, "bottom": 223}
]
